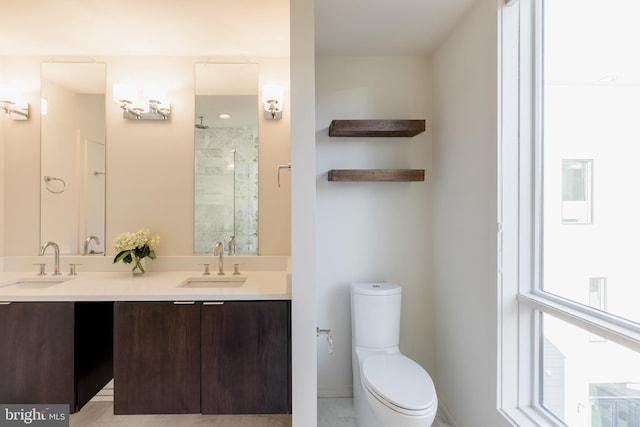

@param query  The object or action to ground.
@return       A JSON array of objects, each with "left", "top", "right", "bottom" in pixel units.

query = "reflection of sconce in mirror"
[
  {"left": 113, "top": 83, "right": 171, "bottom": 120},
  {"left": 262, "top": 84, "right": 283, "bottom": 120},
  {"left": 0, "top": 84, "right": 29, "bottom": 120}
]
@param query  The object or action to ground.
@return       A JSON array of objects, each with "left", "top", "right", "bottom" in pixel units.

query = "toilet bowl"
[{"left": 351, "top": 283, "right": 437, "bottom": 427}]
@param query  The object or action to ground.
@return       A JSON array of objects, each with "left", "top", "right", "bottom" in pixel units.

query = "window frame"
[{"left": 498, "top": 0, "right": 640, "bottom": 425}]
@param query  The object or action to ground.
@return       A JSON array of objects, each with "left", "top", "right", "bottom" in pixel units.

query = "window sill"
[{"left": 500, "top": 406, "right": 565, "bottom": 427}]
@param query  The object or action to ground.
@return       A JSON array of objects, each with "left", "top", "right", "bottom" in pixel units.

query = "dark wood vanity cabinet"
[
  {"left": 201, "top": 300, "right": 291, "bottom": 414},
  {"left": 113, "top": 301, "right": 201, "bottom": 414},
  {"left": 0, "top": 302, "right": 75, "bottom": 408},
  {"left": 113, "top": 300, "right": 291, "bottom": 415},
  {"left": 0, "top": 301, "right": 113, "bottom": 413}
]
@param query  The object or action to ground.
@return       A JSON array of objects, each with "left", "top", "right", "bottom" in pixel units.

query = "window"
[{"left": 499, "top": 0, "right": 640, "bottom": 426}]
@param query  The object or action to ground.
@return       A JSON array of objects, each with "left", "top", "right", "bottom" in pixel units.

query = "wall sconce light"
[
  {"left": 113, "top": 83, "right": 171, "bottom": 121},
  {"left": 262, "top": 84, "right": 283, "bottom": 120},
  {"left": 0, "top": 84, "right": 29, "bottom": 120}
]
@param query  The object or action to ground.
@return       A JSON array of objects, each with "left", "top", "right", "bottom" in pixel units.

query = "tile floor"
[
  {"left": 69, "top": 402, "right": 291, "bottom": 427},
  {"left": 69, "top": 397, "right": 452, "bottom": 427},
  {"left": 318, "top": 398, "right": 453, "bottom": 427}
]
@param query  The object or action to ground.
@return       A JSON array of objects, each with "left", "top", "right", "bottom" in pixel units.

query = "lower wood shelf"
[{"left": 328, "top": 169, "right": 425, "bottom": 182}]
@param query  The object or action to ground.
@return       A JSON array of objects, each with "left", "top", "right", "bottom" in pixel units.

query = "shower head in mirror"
[{"left": 195, "top": 116, "right": 209, "bottom": 129}]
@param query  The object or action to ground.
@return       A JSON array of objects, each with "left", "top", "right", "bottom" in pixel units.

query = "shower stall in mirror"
[
  {"left": 41, "top": 63, "right": 106, "bottom": 255},
  {"left": 194, "top": 64, "right": 259, "bottom": 255}
]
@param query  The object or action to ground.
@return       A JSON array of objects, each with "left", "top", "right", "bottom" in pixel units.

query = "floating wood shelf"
[
  {"left": 328, "top": 120, "right": 426, "bottom": 137},
  {"left": 328, "top": 169, "right": 425, "bottom": 182}
]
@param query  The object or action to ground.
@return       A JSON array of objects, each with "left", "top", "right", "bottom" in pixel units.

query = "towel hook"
[{"left": 277, "top": 163, "right": 291, "bottom": 188}]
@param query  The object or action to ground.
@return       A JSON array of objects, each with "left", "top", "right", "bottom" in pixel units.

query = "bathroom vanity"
[
  {"left": 114, "top": 300, "right": 291, "bottom": 415},
  {"left": 0, "top": 258, "right": 292, "bottom": 416}
]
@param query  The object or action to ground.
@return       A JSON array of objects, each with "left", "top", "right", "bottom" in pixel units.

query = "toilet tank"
[{"left": 351, "top": 283, "right": 401, "bottom": 349}]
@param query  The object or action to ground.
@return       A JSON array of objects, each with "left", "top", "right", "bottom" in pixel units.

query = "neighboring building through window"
[
  {"left": 589, "top": 277, "right": 607, "bottom": 342},
  {"left": 561, "top": 159, "right": 592, "bottom": 224}
]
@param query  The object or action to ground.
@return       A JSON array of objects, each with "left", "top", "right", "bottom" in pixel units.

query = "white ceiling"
[
  {"left": 0, "top": 0, "right": 475, "bottom": 58},
  {"left": 315, "top": 0, "right": 477, "bottom": 55}
]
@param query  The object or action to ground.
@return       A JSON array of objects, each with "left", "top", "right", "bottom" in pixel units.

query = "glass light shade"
[
  {"left": 0, "top": 84, "right": 20, "bottom": 104},
  {"left": 262, "top": 84, "right": 283, "bottom": 104},
  {"left": 143, "top": 84, "right": 168, "bottom": 105},
  {"left": 129, "top": 99, "right": 148, "bottom": 112},
  {"left": 113, "top": 83, "right": 137, "bottom": 104}
]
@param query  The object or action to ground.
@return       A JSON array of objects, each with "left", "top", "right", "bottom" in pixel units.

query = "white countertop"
[{"left": 0, "top": 256, "right": 291, "bottom": 302}]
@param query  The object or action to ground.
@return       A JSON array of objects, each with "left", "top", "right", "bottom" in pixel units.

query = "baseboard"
[
  {"left": 436, "top": 400, "right": 457, "bottom": 427},
  {"left": 317, "top": 387, "right": 353, "bottom": 398}
]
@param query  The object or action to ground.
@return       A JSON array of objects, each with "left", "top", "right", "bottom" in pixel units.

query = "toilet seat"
[{"left": 362, "top": 353, "right": 436, "bottom": 416}]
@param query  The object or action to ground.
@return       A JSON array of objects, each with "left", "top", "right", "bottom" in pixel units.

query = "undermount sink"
[
  {"left": 0, "top": 276, "right": 72, "bottom": 289},
  {"left": 179, "top": 275, "right": 247, "bottom": 288}
]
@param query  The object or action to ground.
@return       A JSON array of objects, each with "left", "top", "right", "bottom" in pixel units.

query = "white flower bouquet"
[{"left": 113, "top": 228, "right": 160, "bottom": 274}]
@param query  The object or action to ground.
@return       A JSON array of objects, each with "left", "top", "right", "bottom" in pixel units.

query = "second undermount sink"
[
  {"left": 0, "top": 276, "right": 72, "bottom": 289},
  {"left": 179, "top": 275, "right": 247, "bottom": 288}
]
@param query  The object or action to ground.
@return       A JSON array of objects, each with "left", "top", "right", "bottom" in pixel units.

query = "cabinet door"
[
  {"left": 0, "top": 302, "right": 75, "bottom": 407},
  {"left": 113, "top": 302, "right": 201, "bottom": 414},
  {"left": 201, "top": 300, "right": 291, "bottom": 414}
]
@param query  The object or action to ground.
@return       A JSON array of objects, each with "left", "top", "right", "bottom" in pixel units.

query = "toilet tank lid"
[{"left": 351, "top": 282, "right": 401, "bottom": 296}]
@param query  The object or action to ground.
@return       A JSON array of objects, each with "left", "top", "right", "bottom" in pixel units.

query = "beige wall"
[
  {"left": 1, "top": 57, "right": 41, "bottom": 256},
  {"left": 0, "top": 62, "right": 4, "bottom": 257},
  {"left": 258, "top": 59, "right": 291, "bottom": 255},
  {"left": 0, "top": 120, "right": 3, "bottom": 258},
  {"left": 1, "top": 56, "right": 290, "bottom": 256},
  {"left": 0, "top": 61, "right": 4, "bottom": 257}
]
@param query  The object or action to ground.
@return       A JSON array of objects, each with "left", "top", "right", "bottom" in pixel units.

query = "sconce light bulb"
[{"left": 262, "top": 84, "right": 283, "bottom": 119}]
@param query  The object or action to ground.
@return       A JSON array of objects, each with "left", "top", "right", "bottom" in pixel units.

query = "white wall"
[
  {"left": 315, "top": 55, "right": 434, "bottom": 396},
  {"left": 431, "top": 0, "right": 507, "bottom": 425},
  {"left": 1, "top": 56, "right": 290, "bottom": 257},
  {"left": 290, "top": 0, "right": 318, "bottom": 424}
]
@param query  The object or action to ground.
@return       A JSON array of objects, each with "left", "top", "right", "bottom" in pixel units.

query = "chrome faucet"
[
  {"left": 213, "top": 241, "right": 225, "bottom": 275},
  {"left": 39, "top": 241, "right": 61, "bottom": 276},
  {"left": 83, "top": 235, "right": 101, "bottom": 255},
  {"left": 228, "top": 235, "right": 236, "bottom": 256}
]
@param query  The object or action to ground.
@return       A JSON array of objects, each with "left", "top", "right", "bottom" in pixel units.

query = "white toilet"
[{"left": 351, "top": 282, "right": 437, "bottom": 427}]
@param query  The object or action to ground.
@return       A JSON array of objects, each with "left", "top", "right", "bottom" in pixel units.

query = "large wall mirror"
[
  {"left": 194, "top": 63, "right": 259, "bottom": 255},
  {"left": 41, "top": 63, "right": 106, "bottom": 255}
]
